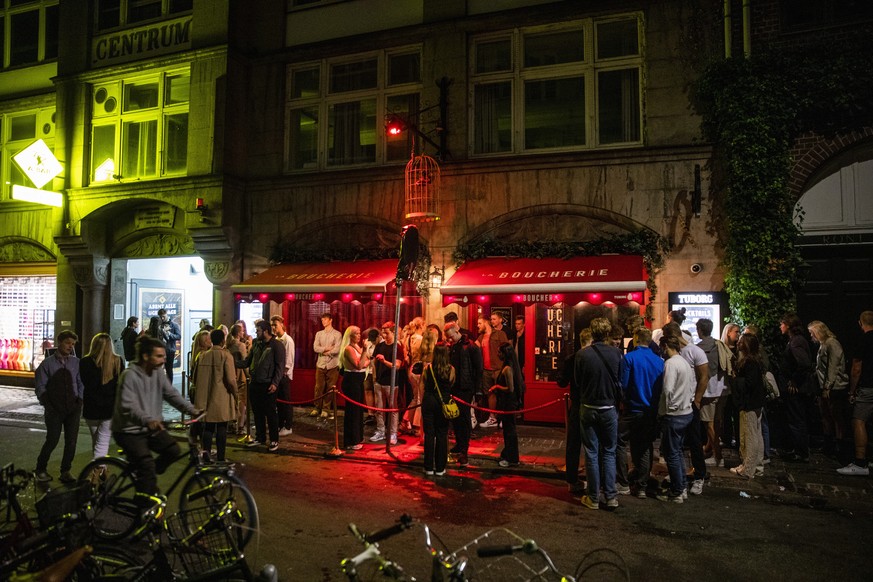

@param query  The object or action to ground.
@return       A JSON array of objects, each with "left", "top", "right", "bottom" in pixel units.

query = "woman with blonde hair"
[
  {"left": 405, "top": 326, "right": 436, "bottom": 437},
  {"left": 339, "top": 326, "right": 371, "bottom": 450},
  {"left": 80, "top": 332, "right": 125, "bottom": 459},
  {"left": 421, "top": 343, "right": 455, "bottom": 475},
  {"left": 808, "top": 320, "right": 850, "bottom": 457}
]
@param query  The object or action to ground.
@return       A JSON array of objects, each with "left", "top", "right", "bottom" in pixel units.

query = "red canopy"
[
  {"left": 440, "top": 255, "right": 647, "bottom": 307},
  {"left": 232, "top": 260, "right": 416, "bottom": 303}
]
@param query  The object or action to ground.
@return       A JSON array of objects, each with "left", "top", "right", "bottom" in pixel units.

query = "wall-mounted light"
[{"left": 429, "top": 265, "right": 445, "bottom": 289}]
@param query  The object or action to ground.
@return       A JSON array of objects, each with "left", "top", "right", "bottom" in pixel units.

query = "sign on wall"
[
  {"left": 139, "top": 288, "right": 184, "bottom": 371},
  {"left": 667, "top": 291, "right": 729, "bottom": 343},
  {"left": 91, "top": 15, "right": 192, "bottom": 67}
]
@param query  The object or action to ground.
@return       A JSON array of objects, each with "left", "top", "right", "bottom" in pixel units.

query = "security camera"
[{"left": 690, "top": 263, "right": 703, "bottom": 274}]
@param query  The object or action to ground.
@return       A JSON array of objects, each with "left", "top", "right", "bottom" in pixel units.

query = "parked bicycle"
[
  {"left": 76, "top": 412, "right": 258, "bottom": 549},
  {"left": 341, "top": 514, "right": 630, "bottom": 581}
]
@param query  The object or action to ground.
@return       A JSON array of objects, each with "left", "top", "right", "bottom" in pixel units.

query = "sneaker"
[
  {"left": 681, "top": 488, "right": 688, "bottom": 500},
  {"left": 616, "top": 484, "right": 631, "bottom": 496},
  {"left": 497, "top": 459, "right": 518, "bottom": 468},
  {"left": 327, "top": 414, "right": 335, "bottom": 421},
  {"left": 246, "top": 440, "right": 265, "bottom": 448},
  {"left": 35, "top": 471, "right": 53, "bottom": 483},
  {"left": 200, "top": 451, "right": 213, "bottom": 464},
  {"left": 278, "top": 427, "right": 293, "bottom": 437},
  {"left": 656, "top": 491, "right": 684, "bottom": 503},
  {"left": 389, "top": 435, "right": 398, "bottom": 445},
  {"left": 424, "top": 469, "right": 435, "bottom": 476},
  {"left": 480, "top": 417, "right": 499, "bottom": 428},
  {"left": 320, "top": 411, "right": 329, "bottom": 419},
  {"left": 634, "top": 487, "right": 648, "bottom": 499},
  {"left": 309, "top": 409, "right": 319, "bottom": 417},
  {"left": 580, "top": 495, "right": 599, "bottom": 510},
  {"left": 369, "top": 431, "right": 385, "bottom": 442},
  {"left": 268, "top": 442, "right": 279, "bottom": 452},
  {"left": 837, "top": 463, "right": 870, "bottom": 476},
  {"left": 59, "top": 471, "right": 75, "bottom": 484},
  {"left": 754, "top": 466, "right": 765, "bottom": 477},
  {"left": 690, "top": 479, "right": 705, "bottom": 496},
  {"left": 347, "top": 444, "right": 364, "bottom": 451},
  {"left": 435, "top": 470, "right": 446, "bottom": 476},
  {"left": 605, "top": 497, "right": 619, "bottom": 510}
]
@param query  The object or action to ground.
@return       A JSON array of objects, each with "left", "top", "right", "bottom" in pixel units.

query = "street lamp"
[{"left": 429, "top": 265, "right": 445, "bottom": 289}]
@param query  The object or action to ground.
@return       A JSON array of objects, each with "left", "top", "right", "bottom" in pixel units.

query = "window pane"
[
  {"left": 128, "top": 0, "right": 162, "bottom": 24},
  {"left": 10, "top": 115, "right": 36, "bottom": 141},
  {"left": 122, "top": 119, "right": 158, "bottom": 177},
  {"left": 524, "top": 30, "right": 584, "bottom": 67},
  {"left": 596, "top": 19, "right": 639, "bottom": 59},
  {"left": 91, "top": 125, "right": 117, "bottom": 181},
  {"left": 329, "top": 60, "right": 377, "bottom": 93},
  {"left": 289, "top": 106, "right": 319, "bottom": 169},
  {"left": 97, "top": 0, "right": 121, "bottom": 30},
  {"left": 0, "top": 17, "right": 4, "bottom": 68},
  {"left": 292, "top": 68, "right": 320, "bottom": 99},
  {"left": 525, "top": 77, "right": 585, "bottom": 149},
  {"left": 388, "top": 53, "right": 420, "bottom": 86},
  {"left": 598, "top": 68, "right": 640, "bottom": 144},
  {"left": 475, "top": 39, "right": 511, "bottom": 73},
  {"left": 123, "top": 80, "right": 159, "bottom": 112},
  {"left": 164, "top": 113, "right": 188, "bottom": 174},
  {"left": 473, "top": 82, "right": 512, "bottom": 154},
  {"left": 327, "top": 99, "right": 376, "bottom": 165},
  {"left": 386, "top": 93, "right": 419, "bottom": 161},
  {"left": 45, "top": 5, "right": 59, "bottom": 60},
  {"left": 165, "top": 73, "right": 190, "bottom": 105},
  {"left": 169, "top": 0, "right": 193, "bottom": 14},
  {"left": 10, "top": 10, "right": 39, "bottom": 66}
]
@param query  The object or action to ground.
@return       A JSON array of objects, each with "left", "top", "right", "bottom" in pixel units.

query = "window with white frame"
[
  {"left": 94, "top": 0, "right": 192, "bottom": 31},
  {"left": 0, "top": 107, "right": 56, "bottom": 200},
  {"left": 286, "top": 48, "right": 421, "bottom": 171},
  {"left": 89, "top": 69, "right": 189, "bottom": 183},
  {"left": 470, "top": 15, "right": 643, "bottom": 155},
  {"left": 0, "top": 0, "right": 58, "bottom": 69}
]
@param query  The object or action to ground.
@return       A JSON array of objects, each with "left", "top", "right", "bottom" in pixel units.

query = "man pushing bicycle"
[{"left": 112, "top": 336, "right": 202, "bottom": 499}]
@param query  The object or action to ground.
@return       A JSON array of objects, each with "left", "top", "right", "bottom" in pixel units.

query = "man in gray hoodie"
[{"left": 112, "top": 336, "right": 200, "bottom": 497}]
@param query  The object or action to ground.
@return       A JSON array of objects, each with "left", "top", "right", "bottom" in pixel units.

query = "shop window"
[
  {"left": 0, "top": 0, "right": 58, "bottom": 68},
  {"left": 282, "top": 298, "right": 423, "bottom": 369},
  {"left": 90, "top": 69, "right": 189, "bottom": 183},
  {"left": 95, "top": 0, "right": 192, "bottom": 31},
  {"left": 471, "top": 15, "right": 643, "bottom": 155},
  {"left": 0, "top": 275, "right": 56, "bottom": 372},
  {"left": 286, "top": 48, "right": 421, "bottom": 171},
  {"left": 1, "top": 108, "right": 56, "bottom": 199}
]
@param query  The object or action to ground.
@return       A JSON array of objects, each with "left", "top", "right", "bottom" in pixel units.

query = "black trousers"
[
  {"left": 164, "top": 351, "right": 176, "bottom": 382},
  {"left": 114, "top": 429, "right": 180, "bottom": 495},
  {"left": 686, "top": 404, "right": 707, "bottom": 481},
  {"left": 249, "top": 382, "right": 279, "bottom": 444},
  {"left": 277, "top": 376, "right": 293, "bottom": 429},
  {"left": 499, "top": 408, "right": 519, "bottom": 464},
  {"left": 202, "top": 422, "right": 229, "bottom": 461},
  {"left": 451, "top": 390, "right": 474, "bottom": 455},
  {"left": 37, "top": 403, "right": 82, "bottom": 473},
  {"left": 784, "top": 391, "right": 816, "bottom": 457},
  {"left": 565, "top": 398, "right": 582, "bottom": 484},
  {"left": 342, "top": 372, "right": 365, "bottom": 448},
  {"left": 422, "top": 392, "right": 449, "bottom": 472}
]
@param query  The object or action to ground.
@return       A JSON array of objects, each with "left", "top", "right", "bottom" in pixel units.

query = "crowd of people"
[{"left": 30, "top": 306, "right": 872, "bottom": 510}]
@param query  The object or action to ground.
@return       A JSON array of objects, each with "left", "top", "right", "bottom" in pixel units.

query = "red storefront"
[
  {"left": 232, "top": 260, "right": 422, "bottom": 402},
  {"left": 440, "top": 255, "right": 648, "bottom": 423}
]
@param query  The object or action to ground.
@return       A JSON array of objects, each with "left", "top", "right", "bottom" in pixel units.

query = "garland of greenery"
[
  {"left": 452, "top": 230, "right": 671, "bottom": 320},
  {"left": 693, "top": 32, "right": 873, "bottom": 338},
  {"left": 270, "top": 242, "right": 433, "bottom": 298}
]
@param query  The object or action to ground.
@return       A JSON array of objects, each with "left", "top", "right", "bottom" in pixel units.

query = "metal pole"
[{"left": 386, "top": 276, "right": 403, "bottom": 454}]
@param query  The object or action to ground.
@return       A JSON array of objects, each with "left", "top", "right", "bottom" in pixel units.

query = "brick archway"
[{"left": 789, "top": 127, "right": 873, "bottom": 199}]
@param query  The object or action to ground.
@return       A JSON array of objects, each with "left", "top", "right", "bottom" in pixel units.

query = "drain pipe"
[
  {"left": 743, "top": 0, "right": 751, "bottom": 57},
  {"left": 724, "top": 0, "right": 732, "bottom": 58}
]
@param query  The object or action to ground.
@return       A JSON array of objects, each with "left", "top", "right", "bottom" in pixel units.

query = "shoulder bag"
[{"left": 429, "top": 365, "right": 460, "bottom": 419}]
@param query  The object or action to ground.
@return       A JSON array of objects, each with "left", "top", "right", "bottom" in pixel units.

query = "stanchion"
[{"left": 325, "top": 389, "right": 344, "bottom": 458}]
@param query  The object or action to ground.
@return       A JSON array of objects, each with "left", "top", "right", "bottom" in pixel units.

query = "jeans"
[
  {"left": 421, "top": 391, "right": 449, "bottom": 472},
  {"left": 37, "top": 403, "right": 82, "bottom": 473},
  {"left": 660, "top": 413, "right": 693, "bottom": 496},
  {"left": 249, "top": 382, "right": 279, "bottom": 444},
  {"left": 761, "top": 408, "right": 771, "bottom": 457},
  {"left": 580, "top": 405, "right": 618, "bottom": 500},
  {"left": 202, "top": 422, "right": 228, "bottom": 461},
  {"left": 86, "top": 418, "right": 113, "bottom": 459},
  {"left": 374, "top": 382, "right": 399, "bottom": 437}
]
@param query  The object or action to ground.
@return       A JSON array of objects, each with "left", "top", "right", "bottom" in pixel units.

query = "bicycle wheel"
[
  {"left": 77, "top": 457, "right": 139, "bottom": 540},
  {"left": 178, "top": 470, "right": 259, "bottom": 550},
  {"left": 82, "top": 542, "right": 149, "bottom": 579}
]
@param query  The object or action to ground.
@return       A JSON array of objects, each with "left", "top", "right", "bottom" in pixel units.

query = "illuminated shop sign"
[
  {"left": 13, "top": 139, "right": 63, "bottom": 189},
  {"left": 91, "top": 16, "right": 192, "bottom": 66}
]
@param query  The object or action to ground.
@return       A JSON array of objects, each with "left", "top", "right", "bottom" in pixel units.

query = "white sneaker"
[
  {"left": 480, "top": 417, "right": 499, "bottom": 428},
  {"left": 837, "top": 463, "right": 870, "bottom": 476},
  {"left": 681, "top": 488, "right": 688, "bottom": 500},
  {"left": 690, "top": 479, "right": 704, "bottom": 495},
  {"left": 369, "top": 431, "right": 385, "bottom": 442},
  {"left": 279, "top": 427, "right": 293, "bottom": 437},
  {"left": 389, "top": 434, "right": 398, "bottom": 445}
]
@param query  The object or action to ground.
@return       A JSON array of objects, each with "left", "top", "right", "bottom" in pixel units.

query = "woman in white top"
[{"left": 658, "top": 334, "right": 696, "bottom": 503}]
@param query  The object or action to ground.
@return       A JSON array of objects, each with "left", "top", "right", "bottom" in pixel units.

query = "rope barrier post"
[{"left": 325, "top": 388, "right": 344, "bottom": 458}]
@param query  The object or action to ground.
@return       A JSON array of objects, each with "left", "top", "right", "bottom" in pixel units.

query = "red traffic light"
[{"left": 385, "top": 114, "right": 406, "bottom": 136}]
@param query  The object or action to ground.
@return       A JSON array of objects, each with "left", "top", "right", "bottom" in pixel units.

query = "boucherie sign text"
[
  {"left": 498, "top": 268, "right": 609, "bottom": 279},
  {"left": 91, "top": 16, "right": 192, "bottom": 67}
]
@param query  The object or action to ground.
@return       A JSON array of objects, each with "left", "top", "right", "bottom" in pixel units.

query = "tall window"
[
  {"left": 95, "top": 0, "right": 192, "bottom": 31},
  {"left": 90, "top": 69, "right": 189, "bottom": 183},
  {"left": 0, "top": 107, "right": 56, "bottom": 200},
  {"left": 286, "top": 48, "right": 421, "bottom": 171},
  {"left": 0, "top": 0, "right": 58, "bottom": 69},
  {"left": 471, "top": 15, "right": 643, "bottom": 155}
]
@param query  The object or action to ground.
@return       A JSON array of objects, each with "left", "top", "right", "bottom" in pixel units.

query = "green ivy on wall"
[
  {"left": 693, "top": 32, "right": 873, "bottom": 336},
  {"left": 270, "top": 243, "right": 433, "bottom": 298},
  {"left": 452, "top": 230, "right": 671, "bottom": 320}
]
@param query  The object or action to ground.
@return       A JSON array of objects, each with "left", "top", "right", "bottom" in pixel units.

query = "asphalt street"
[{"left": 1, "top": 384, "right": 871, "bottom": 581}]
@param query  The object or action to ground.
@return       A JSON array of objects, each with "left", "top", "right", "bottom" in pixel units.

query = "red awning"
[
  {"left": 232, "top": 260, "right": 414, "bottom": 303},
  {"left": 440, "top": 255, "right": 647, "bottom": 307}
]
